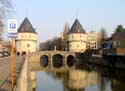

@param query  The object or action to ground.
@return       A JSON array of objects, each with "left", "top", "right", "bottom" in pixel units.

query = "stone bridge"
[{"left": 28, "top": 51, "right": 76, "bottom": 69}]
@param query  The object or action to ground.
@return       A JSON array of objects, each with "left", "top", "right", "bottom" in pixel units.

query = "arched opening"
[
  {"left": 67, "top": 55, "right": 75, "bottom": 67},
  {"left": 53, "top": 54, "right": 63, "bottom": 68},
  {"left": 17, "top": 52, "right": 20, "bottom": 55},
  {"left": 22, "top": 51, "right": 26, "bottom": 56},
  {"left": 40, "top": 55, "right": 48, "bottom": 67}
]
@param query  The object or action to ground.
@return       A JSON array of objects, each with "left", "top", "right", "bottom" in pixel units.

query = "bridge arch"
[
  {"left": 67, "top": 55, "right": 75, "bottom": 67},
  {"left": 52, "top": 54, "right": 63, "bottom": 68},
  {"left": 40, "top": 55, "right": 49, "bottom": 67}
]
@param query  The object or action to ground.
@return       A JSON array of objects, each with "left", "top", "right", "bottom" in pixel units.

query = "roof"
[
  {"left": 68, "top": 19, "right": 86, "bottom": 34},
  {"left": 112, "top": 31, "right": 125, "bottom": 40},
  {"left": 104, "top": 37, "right": 112, "bottom": 41},
  {"left": 18, "top": 17, "right": 36, "bottom": 33}
]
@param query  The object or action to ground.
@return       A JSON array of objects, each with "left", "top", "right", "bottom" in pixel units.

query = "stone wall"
[{"left": 16, "top": 57, "right": 32, "bottom": 91}]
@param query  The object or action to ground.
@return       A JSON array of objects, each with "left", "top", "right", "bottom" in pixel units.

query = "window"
[
  {"left": 118, "top": 41, "right": 120, "bottom": 45},
  {"left": 27, "top": 44, "right": 30, "bottom": 47},
  {"left": 29, "top": 35, "right": 31, "bottom": 38},
  {"left": 72, "top": 35, "right": 73, "bottom": 38},
  {"left": 78, "top": 29, "right": 80, "bottom": 32},
  {"left": 113, "top": 41, "right": 117, "bottom": 47},
  {"left": 22, "top": 35, "right": 23, "bottom": 38}
]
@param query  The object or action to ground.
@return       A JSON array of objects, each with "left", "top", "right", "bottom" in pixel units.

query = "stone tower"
[
  {"left": 67, "top": 19, "right": 87, "bottom": 53},
  {"left": 15, "top": 17, "right": 37, "bottom": 55}
]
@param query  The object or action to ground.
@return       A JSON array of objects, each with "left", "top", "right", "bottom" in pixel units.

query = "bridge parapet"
[
  {"left": 28, "top": 51, "right": 75, "bottom": 69},
  {"left": 28, "top": 51, "right": 75, "bottom": 61}
]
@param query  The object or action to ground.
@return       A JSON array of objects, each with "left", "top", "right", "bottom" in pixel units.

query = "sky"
[{"left": 4, "top": 0, "right": 125, "bottom": 44}]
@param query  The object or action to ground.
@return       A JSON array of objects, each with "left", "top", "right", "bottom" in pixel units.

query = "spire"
[
  {"left": 68, "top": 19, "right": 85, "bottom": 34},
  {"left": 18, "top": 17, "right": 36, "bottom": 33},
  {"left": 63, "top": 22, "right": 69, "bottom": 34}
]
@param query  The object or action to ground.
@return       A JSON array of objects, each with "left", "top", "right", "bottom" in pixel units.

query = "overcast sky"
[{"left": 4, "top": 0, "right": 125, "bottom": 44}]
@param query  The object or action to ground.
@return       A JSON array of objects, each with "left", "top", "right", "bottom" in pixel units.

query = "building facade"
[
  {"left": 0, "top": 41, "right": 10, "bottom": 52},
  {"left": 112, "top": 31, "right": 125, "bottom": 48},
  {"left": 15, "top": 17, "right": 37, "bottom": 55},
  {"left": 87, "top": 31, "right": 99, "bottom": 49},
  {"left": 67, "top": 19, "right": 87, "bottom": 53}
]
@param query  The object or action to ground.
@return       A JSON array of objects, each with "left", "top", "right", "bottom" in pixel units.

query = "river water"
[{"left": 34, "top": 62, "right": 125, "bottom": 91}]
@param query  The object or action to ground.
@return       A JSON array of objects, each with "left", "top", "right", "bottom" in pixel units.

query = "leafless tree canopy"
[
  {"left": 0, "top": 0, "right": 12, "bottom": 40},
  {"left": 100, "top": 28, "right": 108, "bottom": 39}
]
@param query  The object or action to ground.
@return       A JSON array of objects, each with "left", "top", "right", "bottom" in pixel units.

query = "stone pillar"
[
  {"left": 48, "top": 54, "right": 52, "bottom": 68},
  {"left": 63, "top": 56, "right": 67, "bottom": 68}
]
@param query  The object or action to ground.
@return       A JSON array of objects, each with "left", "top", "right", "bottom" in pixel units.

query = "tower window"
[{"left": 27, "top": 44, "right": 30, "bottom": 47}]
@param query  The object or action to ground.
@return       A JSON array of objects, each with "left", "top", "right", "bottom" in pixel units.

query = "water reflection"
[{"left": 35, "top": 62, "right": 125, "bottom": 91}]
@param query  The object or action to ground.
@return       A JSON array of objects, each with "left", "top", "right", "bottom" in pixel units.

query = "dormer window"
[
  {"left": 78, "top": 29, "right": 80, "bottom": 32},
  {"left": 21, "top": 27, "right": 24, "bottom": 32}
]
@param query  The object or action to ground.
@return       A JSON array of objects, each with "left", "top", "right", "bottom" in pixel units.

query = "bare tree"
[
  {"left": 100, "top": 28, "right": 108, "bottom": 39},
  {"left": 0, "top": 0, "right": 13, "bottom": 40},
  {"left": 39, "top": 37, "right": 64, "bottom": 51},
  {"left": 62, "top": 23, "right": 69, "bottom": 50},
  {"left": 100, "top": 28, "right": 108, "bottom": 48},
  {"left": 63, "top": 23, "right": 69, "bottom": 39}
]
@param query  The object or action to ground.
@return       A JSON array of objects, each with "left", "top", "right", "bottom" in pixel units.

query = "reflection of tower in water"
[
  {"left": 62, "top": 69, "right": 99, "bottom": 91},
  {"left": 68, "top": 69, "right": 87, "bottom": 90}
]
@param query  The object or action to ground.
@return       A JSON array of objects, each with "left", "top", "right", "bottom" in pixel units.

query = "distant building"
[
  {"left": 61, "top": 23, "right": 69, "bottom": 51},
  {"left": 87, "top": 31, "right": 100, "bottom": 49},
  {"left": 61, "top": 23, "right": 69, "bottom": 40},
  {"left": 67, "top": 19, "right": 87, "bottom": 53},
  {"left": 112, "top": 31, "right": 125, "bottom": 48},
  {"left": 101, "top": 37, "right": 112, "bottom": 49},
  {"left": 15, "top": 17, "right": 37, "bottom": 55},
  {"left": 102, "top": 32, "right": 125, "bottom": 54},
  {"left": 0, "top": 41, "right": 9, "bottom": 52}
]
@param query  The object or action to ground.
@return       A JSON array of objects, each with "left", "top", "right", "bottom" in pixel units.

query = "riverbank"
[{"left": 76, "top": 53, "right": 125, "bottom": 69}]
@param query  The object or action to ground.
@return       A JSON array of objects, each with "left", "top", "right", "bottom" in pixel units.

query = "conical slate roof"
[
  {"left": 68, "top": 19, "right": 86, "bottom": 34},
  {"left": 18, "top": 17, "right": 36, "bottom": 33}
]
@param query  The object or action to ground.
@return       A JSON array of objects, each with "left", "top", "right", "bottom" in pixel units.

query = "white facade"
[
  {"left": 87, "top": 31, "right": 99, "bottom": 49},
  {"left": 68, "top": 33, "right": 87, "bottom": 52},
  {"left": 15, "top": 32, "right": 37, "bottom": 55}
]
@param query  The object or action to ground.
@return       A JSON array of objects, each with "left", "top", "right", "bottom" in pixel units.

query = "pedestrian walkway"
[{"left": 0, "top": 55, "right": 24, "bottom": 91}]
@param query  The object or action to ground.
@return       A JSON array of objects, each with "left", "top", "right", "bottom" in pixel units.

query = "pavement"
[{"left": 0, "top": 55, "right": 24, "bottom": 91}]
